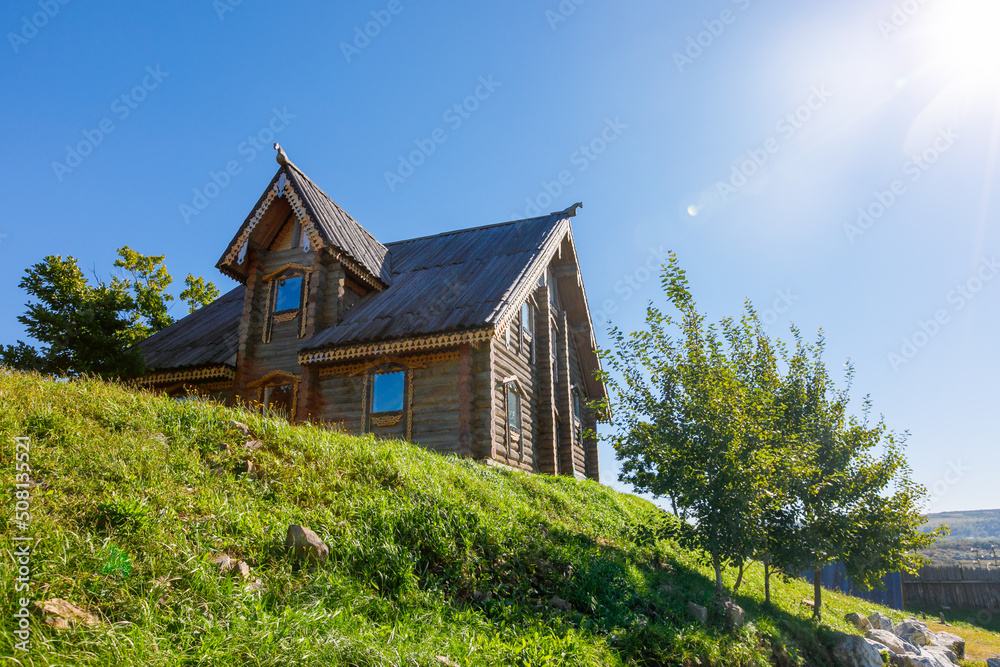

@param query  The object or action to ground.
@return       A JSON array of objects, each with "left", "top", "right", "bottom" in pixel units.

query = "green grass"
[{"left": 0, "top": 371, "right": 996, "bottom": 666}]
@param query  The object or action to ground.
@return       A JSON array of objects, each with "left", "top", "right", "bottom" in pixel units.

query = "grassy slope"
[{"left": 0, "top": 373, "right": 994, "bottom": 666}]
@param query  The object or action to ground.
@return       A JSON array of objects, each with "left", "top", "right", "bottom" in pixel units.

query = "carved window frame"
[
  {"left": 360, "top": 361, "right": 415, "bottom": 441},
  {"left": 248, "top": 371, "right": 301, "bottom": 421},
  {"left": 502, "top": 376, "right": 526, "bottom": 462},
  {"left": 261, "top": 264, "right": 312, "bottom": 343}
]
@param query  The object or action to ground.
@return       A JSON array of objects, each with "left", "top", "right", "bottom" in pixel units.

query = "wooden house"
[{"left": 137, "top": 147, "right": 605, "bottom": 480}]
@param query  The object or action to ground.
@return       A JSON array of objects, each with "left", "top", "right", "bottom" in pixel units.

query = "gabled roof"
[
  {"left": 135, "top": 285, "right": 245, "bottom": 371},
  {"left": 300, "top": 212, "right": 569, "bottom": 354},
  {"left": 216, "top": 164, "right": 391, "bottom": 287}
]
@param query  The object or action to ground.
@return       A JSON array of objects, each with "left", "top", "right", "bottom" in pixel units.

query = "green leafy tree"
[
  {"left": 773, "top": 333, "right": 944, "bottom": 621},
  {"left": 180, "top": 274, "right": 220, "bottom": 314},
  {"left": 1, "top": 247, "right": 219, "bottom": 379},
  {"left": 598, "top": 255, "right": 776, "bottom": 595}
]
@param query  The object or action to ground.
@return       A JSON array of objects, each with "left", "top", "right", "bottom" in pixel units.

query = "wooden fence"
[
  {"left": 902, "top": 565, "right": 1000, "bottom": 610},
  {"left": 806, "top": 564, "right": 904, "bottom": 610}
]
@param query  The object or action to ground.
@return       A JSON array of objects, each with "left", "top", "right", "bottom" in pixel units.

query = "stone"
[
  {"left": 717, "top": 599, "right": 745, "bottom": 629},
  {"left": 229, "top": 420, "right": 252, "bottom": 436},
  {"left": 436, "top": 658, "right": 460, "bottom": 667},
  {"left": 847, "top": 612, "right": 873, "bottom": 631},
  {"left": 209, "top": 553, "right": 250, "bottom": 579},
  {"left": 245, "top": 577, "right": 264, "bottom": 592},
  {"left": 932, "top": 632, "right": 964, "bottom": 659},
  {"left": 32, "top": 599, "right": 101, "bottom": 630},
  {"left": 831, "top": 631, "right": 884, "bottom": 667},
  {"left": 548, "top": 596, "right": 573, "bottom": 612},
  {"left": 986, "top": 658, "right": 1000, "bottom": 667},
  {"left": 865, "top": 629, "right": 914, "bottom": 657},
  {"left": 243, "top": 440, "right": 263, "bottom": 451},
  {"left": 688, "top": 601, "right": 708, "bottom": 624},
  {"left": 893, "top": 649, "right": 954, "bottom": 667},
  {"left": 285, "top": 524, "right": 329, "bottom": 571},
  {"left": 894, "top": 619, "right": 934, "bottom": 647},
  {"left": 472, "top": 591, "right": 492, "bottom": 603},
  {"left": 924, "top": 646, "right": 956, "bottom": 664},
  {"left": 802, "top": 598, "right": 815, "bottom": 608},
  {"left": 869, "top": 611, "right": 894, "bottom": 631}
]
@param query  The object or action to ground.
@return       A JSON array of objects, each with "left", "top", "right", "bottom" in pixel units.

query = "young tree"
[
  {"left": 599, "top": 255, "right": 775, "bottom": 595},
  {"left": 775, "top": 333, "right": 943, "bottom": 621},
  {"left": 1, "top": 247, "right": 219, "bottom": 379}
]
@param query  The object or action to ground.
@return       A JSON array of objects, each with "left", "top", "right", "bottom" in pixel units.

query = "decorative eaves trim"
[
  {"left": 492, "top": 217, "right": 570, "bottom": 340},
  {"left": 139, "top": 365, "right": 236, "bottom": 386},
  {"left": 299, "top": 328, "right": 493, "bottom": 365}
]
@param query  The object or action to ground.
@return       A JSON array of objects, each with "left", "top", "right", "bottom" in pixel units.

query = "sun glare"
[{"left": 928, "top": 0, "right": 1000, "bottom": 83}]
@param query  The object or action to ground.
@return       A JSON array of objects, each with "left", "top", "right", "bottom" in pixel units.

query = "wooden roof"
[
  {"left": 216, "top": 165, "right": 391, "bottom": 287},
  {"left": 301, "top": 213, "right": 569, "bottom": 352},
  {"left": 135, "top": 286, "right": 245, "bottom": 371}
]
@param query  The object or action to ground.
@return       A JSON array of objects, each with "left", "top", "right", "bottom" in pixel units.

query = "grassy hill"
[{"left": 0, "top": 372, "right": 989, "bottom": 666}]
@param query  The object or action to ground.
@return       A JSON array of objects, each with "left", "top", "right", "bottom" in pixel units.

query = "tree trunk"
[
  {"left": 733, "top": 562, "right": 745, "bottom": 594},
  {"left": 813, "top": 567, "right": 823, "bottom": 621},
  {"left": 763, "top": 557, "right": 771, "bottom": 605},
  {"left": 713, "top": 552, "right": 724, "bottom": 596}
]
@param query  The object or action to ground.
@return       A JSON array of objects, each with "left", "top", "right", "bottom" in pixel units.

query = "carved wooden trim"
[
  {"left": 249, "top": 371, "right": 301, "bottom": 422},
  {"left": 370, "top": 413, "right": 402, "bottom": 428},
  {"left": 141, "top": 365, "right": 236, "bottom": 385},
  {"left": 221, "top": 185, "right": 279, "bottom": 268},
  {"left": 248, "top": 370, "right": 300, "bottom": 389},
  {"left": 300, "top": 329, "right": 493, "bottom": 365},
  {"left": 361, "top": 363, "right": 413, "bottom": 441},
  {"left": 262, "top": 263, "right": 313, "bottom": 283},
  {"left": 273, "top": 311, "right": 299, "bottom": 324},
  {"left": 317, "top": 350, "right": 461, "bottom": 378}
]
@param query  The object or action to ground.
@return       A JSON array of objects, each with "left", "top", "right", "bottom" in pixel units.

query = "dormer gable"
[{"left": 216, "top": 148, "right": 391, "bottom": 290}]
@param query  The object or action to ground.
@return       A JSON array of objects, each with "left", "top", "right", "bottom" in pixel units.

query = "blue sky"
[{"left": 2, "top": 0, "right": 997, "bottom": 513}]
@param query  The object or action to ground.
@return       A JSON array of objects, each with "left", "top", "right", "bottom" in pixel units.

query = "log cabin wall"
[
  {"left": 471, "top": 342, "right": 494, "bottom": 461},
  {"left": 491, "top": 310, "right": 539, "bottom": 473},
  {"left": 533, "top": 284, "right": 559, "bottom": 475},
  {"left": 314, "top": 349, "right": 468, "bottom": 455},
  {"left": 254, "top": 244, "right": 316, "bottom": 377}
]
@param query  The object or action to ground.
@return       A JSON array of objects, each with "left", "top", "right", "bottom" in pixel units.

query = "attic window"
[{"left": 274, "top": 276, "right": 303, "bottom": 313}]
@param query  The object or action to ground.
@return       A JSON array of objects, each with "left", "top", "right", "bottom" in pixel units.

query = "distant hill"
[
  {"left": 923, "top": 509, "right": 1000, "bottom": 541},
  {"left": 920, "top": 509, "right": 1000, "bottom": 566}
]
